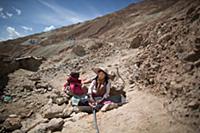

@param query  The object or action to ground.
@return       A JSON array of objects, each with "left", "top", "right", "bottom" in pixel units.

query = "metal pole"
[{"left": 93, "top": 108, "right": 100, "bottom": 133}]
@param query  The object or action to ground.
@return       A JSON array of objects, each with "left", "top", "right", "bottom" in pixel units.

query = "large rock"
[
  {"left": 129, "top": 35, "right": 143, "bottom": 49},
  {"left": 35, "top": 81, "right": 49, "bottom": 89},
  {"left": 158, "top": 33, "right": 172, "bottom": 43},
  {"left": 88, "top": 41, "right": 103, "bottom": 50},
  {"left": 183, "top": 51, "right": 200, "bottom": 62},
  {"left": 42, "top": 104, "right": 65, "bottom": 119},
  {"left": 15, "top": 56, "right": 44, "bottom": 72},
  {"left": 0, "top": 55, "right": 44, "bottom": 91},
  {"left": 46, "top": 118, "right": 64, "bottom": 131},
  {"left": 42, "top": 104, "right": 71, "bottom": 119},
  {"left": 187, "top": 100, "right": 199, "bottom": 110},
  {"left": 193, "top": 37, "right": 200, "bottom": 52},
  {"left": 72, "top": 45, "right": 86, "bottom": 56},
  {"left": 28, "top": 118, "right": 64, "bottom": 133},
  {"left": 28, "top": 123, "right": 47, "bottom": 133},
  {"left": 55, "top": 97, "right": 68, "bottom": 105},
  {"left": 62, "top": 105, "right": 74, "bottom": 118},
  {"left": 3, "top": 115, "right": 22, "bottom": 132}
]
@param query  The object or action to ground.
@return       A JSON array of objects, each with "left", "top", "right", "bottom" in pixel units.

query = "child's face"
[{"left": 98, "top": 71, "right": 106, "bottom": 80}]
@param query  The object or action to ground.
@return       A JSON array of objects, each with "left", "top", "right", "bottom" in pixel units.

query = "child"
[{"left": 64, "top": 72, "right": 88, "bottom": 106}]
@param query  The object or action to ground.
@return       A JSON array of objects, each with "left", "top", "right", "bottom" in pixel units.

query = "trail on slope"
[{"left": 61, "top": 49, "right": 196, "bottom": 133}]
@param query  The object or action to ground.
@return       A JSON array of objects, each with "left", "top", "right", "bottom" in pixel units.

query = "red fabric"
[{"left": 64, "top": 77, "right": 85, "bottom": 95}]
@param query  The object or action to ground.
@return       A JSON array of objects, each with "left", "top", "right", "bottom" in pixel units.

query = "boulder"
[
  {"left": 12, "top": 129, "right": 24, "bottom": 133},
  {"left": 42, "top": 104, "right": 71, "bottom": 119},
  {"left": 23, "top": 85, "right": 34, "bottom": 91},
  {"left": 188, "top": 100, "right": 199, "bottom": 110},
  {"left": 35, "top": 81, "right": 49, "bottom": 89},
  {"left": 129, "top": 35, "right": 143, "bottom": 49},
  {"left": 158, "top": 33, "right": 172, "bottom": 43},
  {"left": 72, "top": 45, "right": 86, "bottom": 56},
  {"left": 28, "top": 118, "right": 64, "bottom": 133},
  {"left": 183, "top": 51, "right": 200, "bottom": 62},
  {"left": 88, "top": 41, "right": 103, "bottom": 50},
  {"left": 15, "top": 56, "right": 44, "bottom": 72},
  {"left": 3, "top": 115, "right": 22, "bottom": 132},
  {"left": 55, "top": 97, "right": 68, "bottom": 105},
  {"left": 46, "top": 118, "right": 64, "bottom": 131},
  {"left": 194, "top": 59, "right": 200, "bottom": 67},
  {"left": 183, "top": 63, "right": 194, "bottom": 72},
  {"left": 43, "top": 104, "right": 65, "bottom": 119},
  {"left": 62, "top": 104, "right": 73, "bottom": 118},
  {"left": 28, "top": 123, "right": 47, "bottom": 133},
  {"left": 193, "top": 37, "right": 200, "bottom": 52}
]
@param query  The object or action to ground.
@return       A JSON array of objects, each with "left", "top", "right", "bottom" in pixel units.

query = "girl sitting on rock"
[
  {"left": 63, "top": 72, "right": 88, "bottom": 106},
  {"left": 88, "top": 67, "right": 118, "bottom": 112}
]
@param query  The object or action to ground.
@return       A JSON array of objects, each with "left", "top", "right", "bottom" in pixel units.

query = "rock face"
[
  {"left": 15, "top": 56, "right": 44, "bottom": 72},
  {"left": 125, "top": 0, "right": 200, "bottom": 129},
  {"left": 0, "top": 55, "right": 44, "bottom": 92}
]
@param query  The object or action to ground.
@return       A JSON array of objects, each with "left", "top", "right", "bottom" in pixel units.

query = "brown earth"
[{"left": 0, "top": 0, "right": 200, "bottom": 132}]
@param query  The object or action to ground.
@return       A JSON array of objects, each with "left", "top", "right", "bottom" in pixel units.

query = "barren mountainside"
[{"left": 0, "top": 0, "right": 200, "bottom": 132}]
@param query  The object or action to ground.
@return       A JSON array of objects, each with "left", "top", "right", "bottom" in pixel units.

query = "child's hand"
[
  {"left": 96, "top": 98, "right": 104, "bottom": 104},
  {"left": 89, "top": 102, "right": 96, "bottom": 108}
]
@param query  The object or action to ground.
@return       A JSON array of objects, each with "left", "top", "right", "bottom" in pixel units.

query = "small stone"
[
  {"left": 35, "top": 82, "right": 49, "bottom": 89},
  {"left": 47, "top": 86, "right": 53, "bottom": 91},
  {"left": 12, "top": 129, "right": 24, "bottom": 133},
  {"left": 55, "top": 97, "right": 68, "bottom": 105},
  {"left": 128, "top": 78, "right": 134, "bottom": 84},
  {"left": 23, "top": 85, "right": 34, "bottom": 91},
  {"left": 188, "top": 101, "right": 199, "bottom": 110},
  {"left": 183, "top": 63, "right": 194, "bottom": 72},
  {"left": 194, "top": 60, "right": 200, "bottom": 67},
  {"left": 9, "top": 114, "right": 18, "bottom": 118}
]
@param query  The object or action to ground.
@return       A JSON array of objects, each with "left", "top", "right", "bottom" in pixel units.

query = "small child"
[
  {"left": 64, "top": 72, "right": 89, "bottom": 107},
  {"left": 64, "top": 72, "right": 86, "bottom": 96}
]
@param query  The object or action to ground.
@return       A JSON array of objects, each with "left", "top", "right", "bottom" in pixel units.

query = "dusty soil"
[{"left": 0, "top": 0, "right": 200, "bottom": 132}]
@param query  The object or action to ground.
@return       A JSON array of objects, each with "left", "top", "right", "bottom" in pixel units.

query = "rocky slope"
[{"left": 0, "top": 0, "right": 200, "bottom": 132}]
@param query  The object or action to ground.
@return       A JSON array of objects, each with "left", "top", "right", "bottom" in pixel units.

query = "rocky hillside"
[{"left": 0, "top": 0, "right": 200, "bottom": 132}]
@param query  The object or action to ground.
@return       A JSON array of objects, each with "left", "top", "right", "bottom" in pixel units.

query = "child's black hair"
[{"left": 70, "top": 72, "right": 80, "bottom": 79}]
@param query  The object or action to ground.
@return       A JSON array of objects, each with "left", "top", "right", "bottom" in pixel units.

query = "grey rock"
[
  {"left": 129, "top": 35, "right": 143, "bottom": 49},
  {"left": 42, "top": 104, "right": 66, "bottom": 119},
  {"left": 188, "top": 100, "right": 199, "bottom": 110},
  {"left": 3, "top": 116, "right": 22, "bottom": 132},
  {"left": 28, "top": 123, "right": 47, "bottom": 133},
  {"left": 55, "top": 97, "right": 68, "bottom": 105},
  {"left": 158, "top": 33, "right": 172, "bottom": 44},
  {"left": 46, "top": 118, "right": 64, "bottom": 131},
  {"left": 72, "top": 45, "right": 86, "bottom": 56},
  {"left": 183, "top": 51, "right": 200, "bottom": 62}
]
